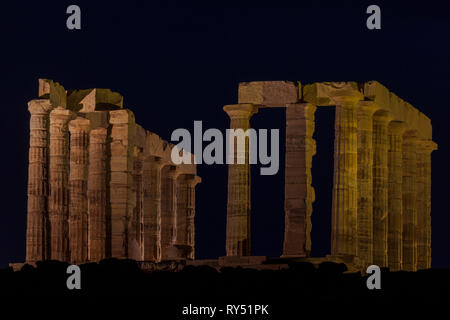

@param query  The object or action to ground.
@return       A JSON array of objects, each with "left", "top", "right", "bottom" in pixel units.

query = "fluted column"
[
  {"left": 356, "top": 102, "right": 377, "bottom": 267},
  {"left": 330, "top": 94, "right": 362, "bottom": 257},
  {"left": 283, "top": 103, "right": 316, "bottom": 257},
  {"left": 68, "top": 118, "right": 90, "bottom": 264},
  {"left": 87, "top": 127, "right": 108, "bottom": 262},
  {"left": 26, "top": 99, "right": 53, "bottom": 262},
  {"left": 129, "top": 148, "right": 144, "bottom": 260},
  {"left": 372, "top": 113, "right": 390, "bottom": 267},
  {"left": 177, "top": 174, "right": 201, "bottom": 259},
  {"left": 402, "top": 134, "right": 418, "bottom": 271},
  {"left": 387, "top": 122, "right": 405, "bottom": 271},
  {"left": 161, "top": 166, "right": 181, "bottom": 260},
  {"left": 48, "top": 107, "right": 75, "bottom": 261},
  {"left": 416, "top": 140, "right": 437, "bottom": 269},
  {"left": 224, "top": 104, "right": 258, "bottom": 256},
  {"left": 143, "top": 156, "right": 164, "bottom": 261}
]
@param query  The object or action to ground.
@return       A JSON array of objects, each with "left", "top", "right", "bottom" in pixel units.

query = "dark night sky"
[{"left": 1, "top": 1, "right": 450, "bottom": 268}]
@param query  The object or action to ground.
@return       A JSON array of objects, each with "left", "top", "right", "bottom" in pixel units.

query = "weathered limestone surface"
[
  {"left": 356, "top": 102, "right": 377, "bottom": 267},
  {"left": 283, "top": 103, "right": 316, "bottom": 257},
  {"left": 224, "top": 104, "right": 258, "bottom": 256},
  {"left": 372, "top": 112, "right": 390, "bottom": 267},
  {"left": 68, "top": 117, "right": 90, "bottom": 264},
  {"left": 129, "top": 147, "right": 144, "bottom": 260},
  {"left": 88, "top": 127, "right": 108, "bottom": 261},
  {"left": 387, "top": 122, "right": 405, "bottom": 271},
  {"left": 238, "top": 81, "right": 299, "bottom": 107},
  {"left": 26, "top": 99, "right": 53, "bottom": 262},
  {"left": 402, "top": 134, "right": 418, "bottom": 271}
]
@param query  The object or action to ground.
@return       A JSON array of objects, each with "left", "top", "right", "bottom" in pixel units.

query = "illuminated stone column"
[
  {"left": 387, "top": 122, "right": 405, "bottom": 271},
  {"left": 161, "top": 166, "right": 181, "bottom": 260},
  {"left": 330, "top": 94, "right": 362, "bottom": 258},
  {"left": 26, "top": 99, "right": 53, "bottom": 262},
  {"left": 402, "top": 134, "right": 418, "bottom": 271},
  {"left": 416, "top": 140, "right": 437, "bottom": 269},
  {"left": 356, "top": 102, "right": 377, "bottom": 267},
  {"left": 109, "top": 109, "right": 136, "bottom": 258},
  {"left": 177, "top": 174, "right": 201, "bottom": 259},
  {"left": 283, "top": 103, "right": 316, "bottom": 257},
  {"left": 372, "top": 113, "right": 390, "bottom": 267},
  {"left": 68, "top": 118, "right": 90, "bottom": 264},
  {"left": 87, "top": 127, "right": 108, "bottom": 262},
  {"left": 143, "top": 156, "right": 164, "bottom": 261},
  {"left": 129, "top": 148, "right": 144, "bottom": 260},
  {"left": 48, "top": 107, "right": 75, "bottom": 261},
  {"left": 224, "top": 104, "right": 258, "bottom": 256}
]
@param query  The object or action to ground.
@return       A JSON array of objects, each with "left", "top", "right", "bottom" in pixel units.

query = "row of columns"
[
  {"left": 223, "top": 100, "right": 436, "bottom": 271},
  {"left": 26, "top": 100, "right": 200, "bottom": 264}
]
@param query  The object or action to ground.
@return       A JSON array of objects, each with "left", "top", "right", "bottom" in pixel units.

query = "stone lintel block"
[
  {"left": 238, "top": 81, "right": 299, "bottom": 107},
  {"left": 50, "top": 107, "right": 76, "bottom": 121},
  {"left": 85, "top": 111, "right": 109, "bottom": 129},
  {"left": 67, "top": 88, "right": 123, "bottom": 112},
  {"left": 109, "top": 109, "right": 135, "bottom": 125},
  {"left": 38, "top": 79, "right": 67, "bottom": 108},
  {"left": 303, "top": 82, "right": 362, "bottom": 106}
]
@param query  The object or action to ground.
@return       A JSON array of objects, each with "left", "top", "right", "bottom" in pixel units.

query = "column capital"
[
  {"left": 373, "top": 111, "right": 392, "bottom": 123},
  {"left": 50, "top": 107, "right": 76, "bottom": 122},
  {"left": 357, "top": 101, "right": 379, "bottom": 115},
  {"left": 417, "top": 140, "right": 438, "bottom": 153},
  {"left": 28, "top": 99, "right": 53, "bottom": 115},
  {"left": 388, "top": 121, "right": 406, "bottom": 135},
  {"left": 180, "top": 174, "right": 202, "bottom": 187},
  {"left": 145, "top": 156, "right": 165, "bottom": 169},
  {"left": 69, "top": 117, "right": 91, "bottom": 133},
  {"left": 164, "top": 165, "right": 182, "bottom": 179},
  {"left": 223, "top": 104, "right": 258, "bottom": 119}
]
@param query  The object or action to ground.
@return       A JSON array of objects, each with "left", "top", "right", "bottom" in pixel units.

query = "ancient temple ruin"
[
  {"left": 26, "top": 79, "right": 201, "bottom": 265},
  {"left": 223, "top": 81, "right": 437, "bottom": 271}
]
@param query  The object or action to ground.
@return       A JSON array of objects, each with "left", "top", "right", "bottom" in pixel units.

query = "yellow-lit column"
[
  {"left": 224, "top": 104, "right": 257, "bottom": 256},
  {"left": 330, "top": 94, "right": 362, "bottom": 258},
  {"left": 387, "top": 122, "right": 405, "bottom": 271}
]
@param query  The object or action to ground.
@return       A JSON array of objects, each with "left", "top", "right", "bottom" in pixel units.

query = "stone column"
[
  {"left": 330, "top": 94, "right": 362, "bottom": 258},
  {"left": 372, "top": 113, "right": 390, "bottom": 267},
  {"left": 26, "top": 99, "right": 53, "bottom": 262},
  {"left": 224, "top": 104, "right": 258, "bottom": 257},
  {"left": 48, "top": 107, "right": 75, "bottom": 261},
  {"left": 87, "top": 127, "right": 108, "bottom": 262},
  {"left": 142, "top": 156, "right": 164, "bottom": 261},
  {"left": 161, "top": 166, "right": 181, "bottom": 260},
  {"left": 387, "top": 122, "right": 405, "bottom": 271},
  {"left": 68, "top": 118, "right": 90, "bottom": 264},
  {"left": 282, "top": 103, "right": 316, "bottom": 257},
  {"left": 177, "top": 174, "right": 202, "bottom": 259},
  {"left": 356, "top": 102, "right": 377, "bottom": 267},
  {"left": 416, "top": 140, "right": 437, "bottom": 269},
  {"left": 402, "top": 134, "right": 418, "bottom": 271},
  {"left": 109, "top": 110, "right": 136, "bottom": 258},
  {"left": 129, "top": 148, "right": 144, "bottom": 260}
]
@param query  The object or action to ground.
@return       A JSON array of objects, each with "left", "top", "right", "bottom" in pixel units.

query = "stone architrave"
[
  {"left": 330, "top": 94, "right": 363, "bottom": 258},
  {"left": 282, "top": 103, "right": 316, "bottom": 257},
  {"left": 356, "top": 102, "right": 377, "bottom": 267},
  {"left": 402, "top": 134, "right": 418, "bottom": 271},
  {"left": 372, "top": 113, "right": 390, "bottom": 267},
  {"left": 161, "top": 166, "right": 181, "bottom": 260},
  {"left": 48, "top": 107, "right": 75, "bottom": 261},
  {"left": 143, "top": 156, "right": 164, "bottom": 261},
  {"left": 26, "top": 99, "right": 54, "bottom": 262},
  {"left": 88, "top": 127, "right": 108, "bottom": 261},
  {"left": 387, "top": 121, "right": 405, "bottom": 271},
  {"left": 223, "top": 104, "right": 258, "bottom": 256},
  {"left": 109, "top": 109, "right": 136, "bottom": 258},
  {"left": 68, "top": 117, "right": 90, "bottom": 264}
]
